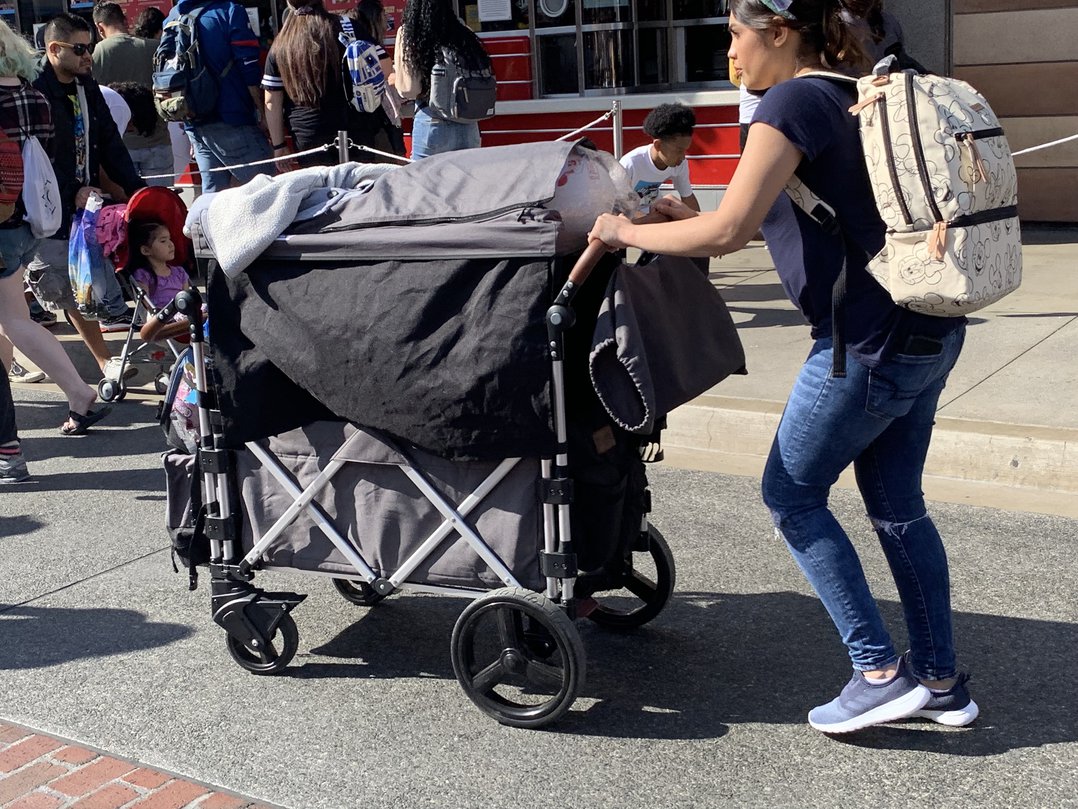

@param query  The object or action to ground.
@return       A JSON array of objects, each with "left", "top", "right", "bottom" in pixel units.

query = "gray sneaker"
[
  {"left": 808, "top": 656, "right": 931, "bottom": 734},
  {"left": 8, "top": 361, "right": 46, "bottom": 384},
  {"left": 0, "top": 451, "right": 31, "bottom": 484},
  {"left": 912, "top": 671, "right": 980, "bottom": 727}
]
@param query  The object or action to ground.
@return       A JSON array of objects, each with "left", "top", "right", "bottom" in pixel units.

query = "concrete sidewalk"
[{"left": 662, "top": 227, "right": 1078, "bottom": 518}]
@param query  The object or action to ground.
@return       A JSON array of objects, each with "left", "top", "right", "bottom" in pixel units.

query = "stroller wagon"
[{"left": 162, "top": 142, "right": 742, "bottom": 728}]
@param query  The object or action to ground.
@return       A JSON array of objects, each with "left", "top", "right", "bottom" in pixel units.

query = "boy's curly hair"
[{"left": 642, "top": 104, "right": 696, "bottom": 139}]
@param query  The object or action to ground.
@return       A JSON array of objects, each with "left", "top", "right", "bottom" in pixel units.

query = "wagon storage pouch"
[{"left": 589, "top": 254, "right": 747, "bottom": 434}]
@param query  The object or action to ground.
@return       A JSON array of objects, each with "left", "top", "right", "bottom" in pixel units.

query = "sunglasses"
[{"left": 55, "top": 41, "right": 94, "bottom": 56}]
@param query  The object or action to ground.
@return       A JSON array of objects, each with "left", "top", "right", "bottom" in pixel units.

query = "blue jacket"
[{"left": 165, "top": 0, "right": 263, "bottom": 127}]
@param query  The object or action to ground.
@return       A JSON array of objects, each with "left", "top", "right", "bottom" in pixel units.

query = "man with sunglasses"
[{"left": 26, "top": 13, "right": 146, "bottom": 380}]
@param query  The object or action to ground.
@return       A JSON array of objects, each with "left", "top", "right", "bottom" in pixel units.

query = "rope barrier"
[
  {"left": 141, "top": 141, "right": 337, "bottom": 181},
  {"left": 555, "top": 108, "right": 615, "bottom": 142},
  {"left": 1012, "top": 133, "right": 1078, "bottom": 157}
]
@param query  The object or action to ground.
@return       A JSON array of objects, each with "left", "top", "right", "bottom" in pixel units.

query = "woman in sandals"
[
  {"left": 0, "top": 20, "right": 110, "bottom": 440},
  {"left": 589, "top": 0, "right": 976, "bottom": 734}
]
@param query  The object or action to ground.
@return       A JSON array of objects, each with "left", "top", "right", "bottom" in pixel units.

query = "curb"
[
  {"left": 0, "top": 721, "right": 283, "bottom": 809},
  {"left": 665, "top": 394, "right": 1078, "bottom": 505}
]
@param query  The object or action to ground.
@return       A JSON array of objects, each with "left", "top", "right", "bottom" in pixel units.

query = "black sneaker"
[
  {"left": 29, "top": 303, "right": 57, "bottom": 327},
  {"left": 100, "top": 310, "right": 135, "bottom": 333}
]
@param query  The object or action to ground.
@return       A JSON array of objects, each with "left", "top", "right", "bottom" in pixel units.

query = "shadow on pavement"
[
  {"left": 0, "top": 605, "right": 193, "bottom": 669},
  {"left": 289, "top": 590, "right": 1075, "bottom": 749},
  {"left": 0, "top": 515, "right": 46, "bottom": 539}
]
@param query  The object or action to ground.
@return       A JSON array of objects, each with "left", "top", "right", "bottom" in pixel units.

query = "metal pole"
[
  {"left": 338, "top": 130, "right": 349, "bottom": 165},
  {"left": 612, "top": 100, "right": 624, "bottom": 159}
]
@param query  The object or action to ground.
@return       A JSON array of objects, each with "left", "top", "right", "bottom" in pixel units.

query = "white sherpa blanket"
[{"left": 187, "top": 162, "right": 396, "bottom": 277}]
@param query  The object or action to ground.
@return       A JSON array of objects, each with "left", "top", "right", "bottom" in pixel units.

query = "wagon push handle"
[{"left": 554, "top": 239, "right": 607, "bottom": 309}]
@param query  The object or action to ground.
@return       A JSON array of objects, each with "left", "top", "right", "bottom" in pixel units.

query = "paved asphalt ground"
[{"left": 2, "top": 388, "right": 1076, "bottom": 808}]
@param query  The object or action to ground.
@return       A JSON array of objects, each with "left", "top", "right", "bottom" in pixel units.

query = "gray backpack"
[{"left": 428, "top": 46, "right": 496, "bottom": 123}]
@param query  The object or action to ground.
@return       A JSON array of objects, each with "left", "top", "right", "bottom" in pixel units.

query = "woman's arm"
[
  {"left": 589, "top": 123, "right": 804, "bottom": 256},
  {"left": 393, "top": 28, "right": 420, "bottom": 100},
  {"left": 264, "top": 90, "right": 288, "bottom": 151}
]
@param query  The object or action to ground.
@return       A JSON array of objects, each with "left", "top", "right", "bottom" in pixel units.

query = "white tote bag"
[{"left": 21, "top": 134, "right": 62, "bottom": 239}]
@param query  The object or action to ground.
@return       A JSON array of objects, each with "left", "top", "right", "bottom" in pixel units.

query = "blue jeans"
[
  {"left": 129, "top": 144, "right": 176, "bottom": 187},
  {"left": 761, "top": 328, "right": 966, "bottom": 680},
  {"left": 410, "top": 108, "right": 480, "bottom": 159},
  {"left": 187, "top": 122, "right": 271, "bottom": 193}
]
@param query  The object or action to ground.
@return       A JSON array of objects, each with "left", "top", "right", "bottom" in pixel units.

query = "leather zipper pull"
[{"left": 928, "top": 220, "right": 948, "bottom": 260}]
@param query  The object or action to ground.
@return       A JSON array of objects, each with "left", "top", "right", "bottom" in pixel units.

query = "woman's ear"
[{"left": 770, "top": 22, "right": 790, "bottom": 48}]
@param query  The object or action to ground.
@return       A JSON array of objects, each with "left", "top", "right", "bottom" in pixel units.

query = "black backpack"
[{"left": 427, "top": 46, "right": 496, "bottom": 123}]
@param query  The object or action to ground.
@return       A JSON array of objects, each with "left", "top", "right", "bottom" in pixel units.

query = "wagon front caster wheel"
[
  {"left": 587, "top": 526, "right": 675, "bottom": 630},
  {"left": 224, "top": 612, "right": 299, "bottom": 675},
  {"left": 331, "top": 578, "right": 385, "bottom": 606},
  {"left": 451, "top": 587, "right": 585, "bottom": 729}
]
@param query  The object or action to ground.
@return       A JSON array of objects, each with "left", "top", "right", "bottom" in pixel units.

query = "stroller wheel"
[
  {"left": 587, "top": 526, "right": 675, "bottom": 630},
  {"left": 97, "top": 378, "right": 123, "bottom": 403},
  {"left": 331, "top": 578, "right": 385, "bottom": 606},
  {"left": 451, "top": 587, "right": 585, "bottom": 729},
  {"left": 154, "top": 374, "right": 169, "bottom": 395},
  {"left": 225, "top": 612, "right": 299, "bottom": 675}
]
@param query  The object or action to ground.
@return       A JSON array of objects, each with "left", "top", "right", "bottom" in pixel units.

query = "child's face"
[
  {"left": 142, "top": 226, "right": 175, "bottom": 264},
  {"left": 654, "top": 134, "right": 693, "bottom": 168}
]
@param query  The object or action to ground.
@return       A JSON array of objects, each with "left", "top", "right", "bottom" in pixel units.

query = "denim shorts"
[
  {"left": 0, "top": 224, "right": 41, "bottom": 281},
  {"left": 410, "top": 108, "right": 481, "bottom": 160}
]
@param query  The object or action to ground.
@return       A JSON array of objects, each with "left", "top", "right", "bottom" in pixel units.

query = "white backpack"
[
  {"left": 21, "top": 134, "right": 61, "bottom": 238},
  {"left": 786, "top": 62, "right": 1022, "bottom": 317}
]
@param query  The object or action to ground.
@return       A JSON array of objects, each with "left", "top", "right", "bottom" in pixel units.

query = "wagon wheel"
[
  {"left": 451, "top": 587, "right": 585, "bottom": 729},
  {"left": 331, "top": 578, "right": 385, "bottom": 606},
  {"left": 587, "top": 525, "right": 675, "bottom": 630},
  {"left": 225, "top": 613, "right": 299, "bottom": 675}
]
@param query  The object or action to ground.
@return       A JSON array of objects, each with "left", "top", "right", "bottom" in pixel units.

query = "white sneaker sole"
[
  {"left": 809, "top": 685, "right": 932, "bottom": 734},
  {"left": 913, "top": 699, "right": 979, "bottom": 727}
]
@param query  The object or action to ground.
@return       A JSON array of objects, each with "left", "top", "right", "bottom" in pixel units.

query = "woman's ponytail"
[{"left": 823, "top": 1, "right": 870, "bottom": 70}]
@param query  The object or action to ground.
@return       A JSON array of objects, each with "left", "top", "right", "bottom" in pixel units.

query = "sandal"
[{"left": 60, "top": 406, "right": 113, "bottom": 436}]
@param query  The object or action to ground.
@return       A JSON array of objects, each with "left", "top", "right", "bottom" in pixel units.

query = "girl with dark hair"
[
  {"left": 589, "top": 0, "right": 976, "bottom": 735},
  {"left": 344, "top": 0, "right": 405, "bottom": 160},
  {"left": 262, "top": 0, "right": 348, "bottom": 167},
  {"left": 127, "top": 220, "right": 189, "bottom": 311},
  {"left": 393, "top": 0, "right": 491, "bottom": 158}
]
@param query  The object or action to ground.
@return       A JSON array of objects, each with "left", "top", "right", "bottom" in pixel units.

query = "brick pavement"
[{"left": 0, "top": 722, "right": 278, "bottom": 809}]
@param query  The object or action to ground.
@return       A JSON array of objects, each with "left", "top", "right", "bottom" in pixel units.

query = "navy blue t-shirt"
[{"left": 753, "top": 76, "right": 961, "bottom": 366}]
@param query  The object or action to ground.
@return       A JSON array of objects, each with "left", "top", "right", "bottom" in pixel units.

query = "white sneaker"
[
  {"left": 8, "top": 361, "right": 46, "bottom": 384},
  {"left": 102, "top": 357, "right": 138, "bottom": 382}
]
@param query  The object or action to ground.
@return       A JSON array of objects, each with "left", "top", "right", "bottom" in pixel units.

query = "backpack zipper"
[
  {"left": 875, "top": 95, "right": 913, "bottom": 227},
  {"left": 955, "top": 128, "right": 1002, "bottom": 184},
  {"left": 926, "top": 204, "right": 1018, "bottom": 260},
  {"left": 905, "top": 72, "right": 943, "bottom": 225}
]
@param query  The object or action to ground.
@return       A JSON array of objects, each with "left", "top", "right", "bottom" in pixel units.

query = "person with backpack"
[
  {"left": 30, "top": 14, "right": 148, "bottom": 378},
  {"left": 91, "top": 2, "right": 174, "bottom": 187},
  {"left": 262, "top": 0, "right": 349, "bottom": 168},
  {"left": 0, "top": 18, "right": 112, "bottom": 446},
  {"left": 343, "top": 0, "right": 405, "bottom": 161},
  {"left": 157, "top": 0, "right": 270, "bottom": 192},
  {"left": 393, "top": 0, "right": 493, "bottom": 159},
  {"left": 589, "top": 0, "right": 978, "bottom": 734}
]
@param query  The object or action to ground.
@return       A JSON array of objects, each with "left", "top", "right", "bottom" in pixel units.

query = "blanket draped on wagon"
[{"left": 201, "top": 141, "right": 637, "bottom": 460}]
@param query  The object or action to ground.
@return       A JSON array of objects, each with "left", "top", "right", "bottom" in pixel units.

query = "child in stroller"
[{"left": 97, "top": 187, "right": 194, "bottom": 403}]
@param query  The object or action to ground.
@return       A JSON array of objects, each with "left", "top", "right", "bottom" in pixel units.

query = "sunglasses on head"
[{"left": 55, "top": 41, "right": 93, "bottom": 56}]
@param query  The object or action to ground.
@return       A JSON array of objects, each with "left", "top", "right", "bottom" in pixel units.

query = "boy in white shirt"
[{"left": 619, "top": 104, "right": 700, "bottom": 221}]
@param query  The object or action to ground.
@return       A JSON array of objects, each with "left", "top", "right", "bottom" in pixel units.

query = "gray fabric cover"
[
  {"left": 233, "top": 422, "right": 544, "bottom": 591},
  {"left": 589, "top": 255, "right": 748, "bottom": 434}
]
